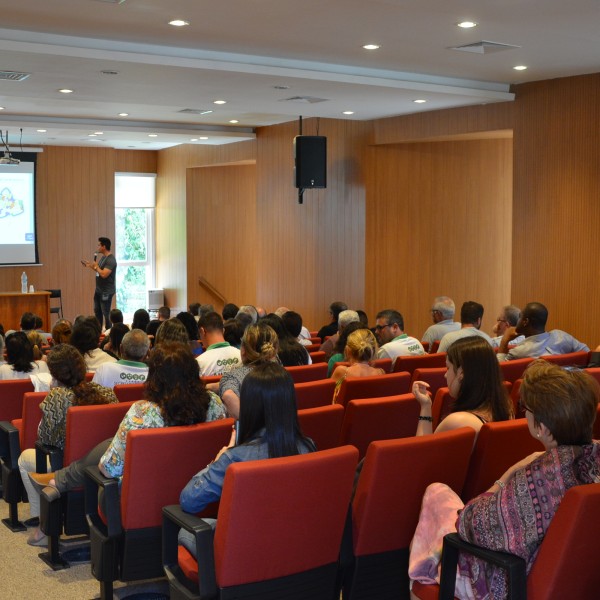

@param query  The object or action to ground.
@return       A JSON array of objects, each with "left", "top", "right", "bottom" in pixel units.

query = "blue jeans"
[{"left": 94, "top": 290, "right": 114, "bottom": 330}]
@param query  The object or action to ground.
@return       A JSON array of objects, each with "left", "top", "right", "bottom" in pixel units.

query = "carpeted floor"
[{"left": 0, "top": 498, "right": 169, "bottom": 599}]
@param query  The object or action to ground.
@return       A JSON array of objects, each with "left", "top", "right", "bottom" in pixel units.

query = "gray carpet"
[{"left": 0, "top": 497, "right": 169, "bottom": 599}]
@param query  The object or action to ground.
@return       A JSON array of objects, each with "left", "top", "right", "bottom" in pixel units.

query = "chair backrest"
[
  {"left": 540, "top": 350, "right": 590, "bottom": 367},
  {"left": 429, "top": 340, "right": 440, "bottom": 354},
  {"left": 214, "top": 445, "right": 358, "bottom": 588},
  {"left": 332, "top": 358, "right": 393, "bottom": 374},
  {"left": 285, "top": 362, "right": 328, "bottom": 383},
  {"left": 309, "top": 350, "right": 327, "bottom": 363},
  {"left": 392, "top": 353, "right": 446, "bottom": 374},
  {"left": 431, "top": 387, "right": 454, "bottom": 430},
  {"left": 201, "top": 375, "right": 222, "bottom": 386},
  {"left": 297, "top": 404, "right": 344, "bottom": 451},
  {"left": 304, "top": 343, "right": 321, "bottom": 353},
  {"left": 352, "top": 428, "right": 475, "bottom": 557},
  {"left": 499, "top": 357, "right": 533, "bottom": 383},
  {"left": 121, "top": 419, "right": 234, "bottom": 529},
  {"left": 85, "top": 372, "right": 94, "bottom": 382},
  {"left": 294, "top": 378, "right": 336, "bottom": 409},
  {"left": 527, "top": 483, "right": 600, "bottom": 600},
  {"left": 63, "top": 401, "right": 135, "bottom": 464},
  {"left": 0, "top": 379, "right": 34, "bottom": 421},
  {"left": 510, "top": 378, "right": 525, "bottom": 418},
  {"left": 461, "top": 419, "right": 545, "bottom": 501},
  {"left": 113, "top": 383, "right": 145, "bottom": 402},
  {"left": 593, "top": 404, "right": 600, "bottom": 439},
  {"left": 339, "top": 394, "right": 420, "bottom": 459},
  {"left": 19, "top": 391, "right": 47, "bottom": 450},
  {"left": 334, "top": 372, "right": 412, "bottom": 408},
  {"left": 411, "top": 367, "right": 447, "bottom": 401},
  {"left": 585, "top": 367, "right": 600, "bottom": 386}
]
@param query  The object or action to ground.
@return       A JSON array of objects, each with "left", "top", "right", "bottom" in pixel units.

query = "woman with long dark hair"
[
  {"left": 412, "top": 336, "right": 512, "bottom": 436},
  {"left": 179, "top": 362, "right": 315, "bottom": 555},
  {"left": 0, "top": 331, "right": 49, "bottom": 380}
]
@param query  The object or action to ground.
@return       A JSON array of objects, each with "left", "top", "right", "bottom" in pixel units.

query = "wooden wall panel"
[
  {"left": 156, "top": 141, "right": 256, "bottom": 311},
  {"left": 365, "top": 139, "right": 513, "bottom": 340},
  {"left": 254, "top": 118, "right": 372, "bottom": 330},
  {"left": 114, "top": 149, "right": 157, "bottom": 173},
  {"left": 186, "top": 165, "right": 257, "bottom": 313},
  {"left": 0, "top": 147, "right": 156, "bottom": 327},
  {"left": 511, "top": 74, "right": 600, "bottom": 347},
  {"left": 374, "top": 102, "right": 514, "bottom": 145}
]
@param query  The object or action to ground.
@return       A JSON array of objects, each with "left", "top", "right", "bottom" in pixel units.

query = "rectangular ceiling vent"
[
  {"left": 178, "top": 108, "right": 214, "bottom": 115},
  {"left": 280, "top": 96, "right": 329, "bottom": 104},
  {"left": 449, "top": 41, "right": 521, "bottom": 54},
  {"left": 0, "top": 70, "right": 31, "bottom": 81}
]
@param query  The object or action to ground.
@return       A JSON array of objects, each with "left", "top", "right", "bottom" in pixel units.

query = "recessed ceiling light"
[
  {"left": 414, "top": 99, "right": 427, "bottom": 104},
  {"left": 513, "top": 65, "right": 528, "bottom": 71},
  {"left": 169, "top": 19, "right": 189, "bottom": 27},
  {"left": 213, "top": 100, "right": 226, "bottom": 105},
  {"left": 199, "top": 136, "right": 208, "bottom": 140},
  {"left": 94, "top": 131, "right": 104, "bottom": 135},
  {"left": 37, "top": 129, "right": 47, "bottom": 133},
  {"left": 0, "top": 107, "right": 5, "bottom": 110},
  {"left": 118, "top": 112, "right": 129, "bottom": 117},
  {"left": 362, "top": 44, "right": 380, "bottom": 50},
  {"left": 148, "top": 134, "right": 158, "bottom": 137},
  {"left": 457, "top": 21, "right": 477, "bottom": 28},
  {"left": 229, "top": 119, "right": 239, "bottom": 124},
  {"left": 88, "top": 134, "right": 97, "bottom": 137},
  {"left": 190, "top": 138, "right": 199, "bottom": 142},
  {"left": 58, "top": 88, "right": 73, "bottom": 94},
  {"left": 342, "top": 111, "right": 354, "bottom": 115}
]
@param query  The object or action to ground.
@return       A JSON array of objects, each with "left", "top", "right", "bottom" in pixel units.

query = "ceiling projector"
[{"left": 0, "top": 152, "right": 20, "bottom": 165}]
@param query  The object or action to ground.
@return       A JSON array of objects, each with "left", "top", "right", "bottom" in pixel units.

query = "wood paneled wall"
[
  {"left": 156, "top": 141, "right": 256, "bottom": 311},
  {"left": 186, "top": 164, "right": 257, "bottom": 313},
  {"left": 511, "top": 74, "right": 600, "bottom": 347},
  {"left": 0, "top": 146, "right": 157, "bottom": 327},
  {"left": 365, "top": 139, "right": 513, "bottom": 339}
]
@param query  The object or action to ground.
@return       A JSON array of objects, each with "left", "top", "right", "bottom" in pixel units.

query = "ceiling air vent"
[
  {"left": 0, "top": 70, "right": 31, "bottom": 81},
  {"left": 178, "top": 109, "right": 214, "bottom": 115},
  {"left": 280, "top": 96, "right": 329, "bottom": 104},
  {"left": 449, "top": 41, "right": 521, "bottom": 54}
]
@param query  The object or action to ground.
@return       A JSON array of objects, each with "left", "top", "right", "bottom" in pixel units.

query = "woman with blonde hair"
[
  {"left": 331, "top": 329, "right": 385, "bottom": 402},
  {"left": 218, "top": 322, "right": 279, "bottom": 419}
]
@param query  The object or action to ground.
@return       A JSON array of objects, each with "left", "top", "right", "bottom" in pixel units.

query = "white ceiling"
[{"left": 0, "top": 0, "right": 598, "bottom": 150}]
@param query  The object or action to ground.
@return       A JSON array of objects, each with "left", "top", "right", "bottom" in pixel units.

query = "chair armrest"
[
  {"left": 0, "top": 421, "right": 21, "bottom": 467},
  {"left": 439, "top": 533, "right": 527, "bottom": 600},
  {"left": 35, "top": 440, "right": 64, "bottom": 471},
  {"left": 163, "top": 504, "right": 217, "bottom": 600},
  {"left": 84, "top": 465, "right": 122, "bottom": 538}
]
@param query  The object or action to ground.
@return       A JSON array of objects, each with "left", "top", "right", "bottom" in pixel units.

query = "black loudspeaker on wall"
[{"left": 294, "top": 135, "right": 327, "bottom": 189}]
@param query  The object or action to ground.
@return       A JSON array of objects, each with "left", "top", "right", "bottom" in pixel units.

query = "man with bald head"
[{"left": 497, "top": 301, "right": 588, "bottom": 361}]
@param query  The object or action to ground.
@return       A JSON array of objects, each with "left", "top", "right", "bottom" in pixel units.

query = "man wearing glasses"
[
  {"left": 490, "top": 305, "right": 524, "bottom": 348},
  {"left": 375, "top": 309, "right": 425, "bottom": 367},
  {"left": 421, "top": 296, "right": 460, "bottom": 350}
]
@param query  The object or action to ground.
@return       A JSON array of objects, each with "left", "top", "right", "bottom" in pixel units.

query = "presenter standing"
[{"left": 81, "top": 237, "right": 117, "bottom": 331}]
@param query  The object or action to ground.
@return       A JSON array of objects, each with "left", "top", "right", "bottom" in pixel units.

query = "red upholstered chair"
[
  {"left": 540, "top": 350, "right": 590, "bottom": 366},
  {"left": 421, "top": 342, "right": 430, "bottom": 353},
  {"left": 38, "top": 401, "right": 135, "bottom": 569},
  {"left": 0, "top": 391, "right": 46, "bottom": 531},
  {"left": 416, "top": 483, "right": 600, "bottom": 600},
  {"left": 297, "top": 405, "right": 344, "bottom": 450},
  {"left": 309, "top": 336, "right": 321, "bottom": 344},
  {"left": 201, "top": 375, "right": 222, "bottom": 386},
  {"left": 593, "top": 404, "right": 600, "bottom": 439},
  {"left": 294, "top": 378, "right": 336, "bottom": 409},
  {"left": 0, "top": 379, "right": 34, "bottom": 421},
  {"left": 334, "top": 372, "right": 411, "bottom": 408},
  {"left": 586, "top": 367, "right": 600, "bottom": 386},
  {"left": 411, "top": 367, "right": 447, "bottom": 402},
  {"left": 392, "top": 353, "right": 446, "bottom": 374},
  {"left": 344, "top": 428, "right": 476, "bottom": 600},
  {"left": 499, "top": 357, "right": 533, "bottom": 383},
  {"left": 113, "top": 383, "right": 145, "bottom": 402},
  {"left": 309, "top": 350, "right": 327, "bottom": 363},
  {"left": 85, "top": 418, "right": 233, "bottom": 599},
  {"left": 461, "top": 419, "right": 544, "bottom": 502},
  {"left": 431, "top": 387, "right": 454, "bottom": 430},
  {"left": 331, "top": 358, "right": 393, "bottom": 374},
  {"left": 85, "top": 372, "right": 94, "bottom": 382},
  {"left": 510, "top": 378, "right": 525, "bottom": 418},
  {"left": 163, "top": 445, "right": 359, "bottom": 600},
  {"left": 339, "top": 394, "right": 420, "bottom": 459},
  {"left": 429, "top": 340, "right": 440, "bottom": 354},
  {"left": 304, "top": 343, "right": 321, "bottom": 352},
  {"left": 285, "top": 362, "right": 328, "bottom": 383}
]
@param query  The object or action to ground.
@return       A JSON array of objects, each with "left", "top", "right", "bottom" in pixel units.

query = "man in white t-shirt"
[
  {"left": 376, "top": 309, "right": 425, "bottom": 367},
  {"left": 438, "top": 301, "right": 494, "bottom": 353},
  {"left": 92, "top": 329, "right": 150, "bottom": 388},
  {"left": 197, "top": 312, "right": 242, "bottom": 376}
]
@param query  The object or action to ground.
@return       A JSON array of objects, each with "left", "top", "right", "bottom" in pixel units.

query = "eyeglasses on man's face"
[{"left": 375, "top": 323, "right": 392, "bottom": 332}]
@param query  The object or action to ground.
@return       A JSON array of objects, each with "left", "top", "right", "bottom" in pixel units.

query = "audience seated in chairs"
[
  {"left": 412, "top": 336, "right": 513, "bottom": 438},
  {"left": 177, "top": 361, "right": 317, "bottom": 557},
  {"left": 99, "top": 322, "right": 129, "bottom": 360},
  {"left": 131, "top": 308, "right": 150, "bottom": 333},
  {"left": 20, "top": 343, "right": 118, "bottom": 545},
  {"left": 262, "top": 314, "right": 311, "bottom": 366},
  {"left": 320, "top": 309, "right": 360, "bottom": 361},
  {"left": 50, "top": 319, "right": 72, "bottom": 346},
  {"left": 327, "top": 321, "right": 367, "bottom": 376},
  {"left": 410, "top": 360, "right": 600, "bottom": 599},
  {"left": 70, "top": 316, "right": 116, "bottom": 372}
]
